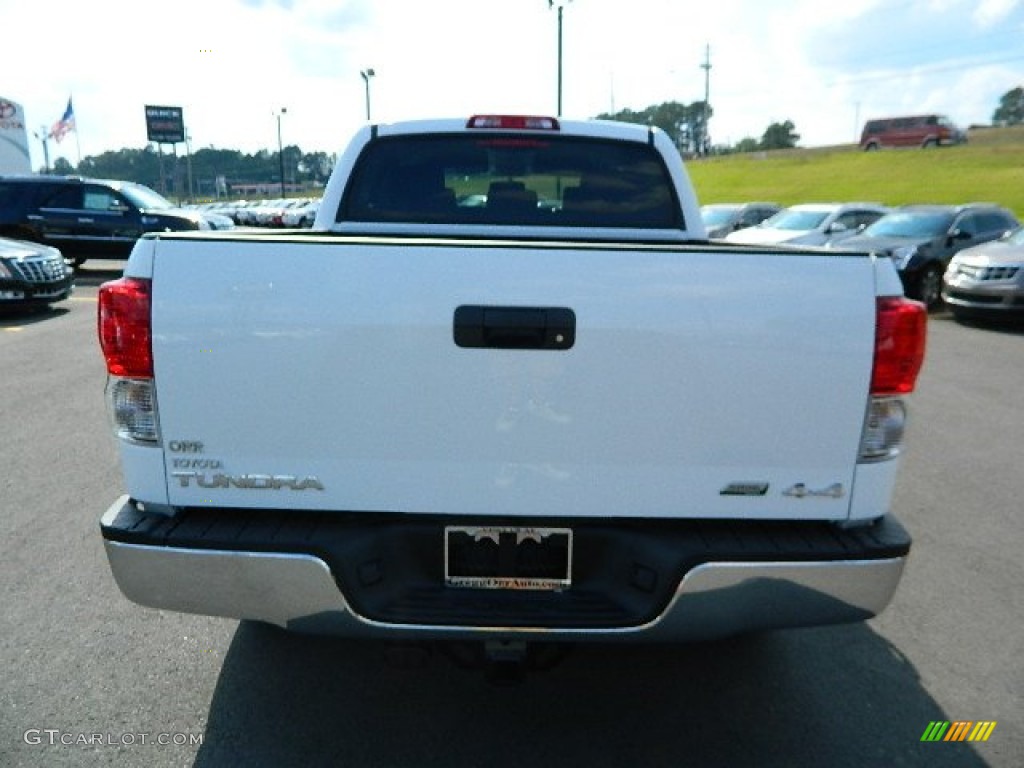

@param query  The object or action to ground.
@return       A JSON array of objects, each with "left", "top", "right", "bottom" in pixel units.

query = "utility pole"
[{"left": 700, "top": 43, "right": 712, "bottom": 155}]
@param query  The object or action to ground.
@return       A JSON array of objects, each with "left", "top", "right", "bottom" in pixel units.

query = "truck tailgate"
[{"left": 151, "top": 236, "right": 875, "bottom": 521}]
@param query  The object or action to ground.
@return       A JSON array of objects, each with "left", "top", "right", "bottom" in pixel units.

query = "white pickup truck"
[{"left": 98, "top": 115, "right": 926, "bottom": 651}]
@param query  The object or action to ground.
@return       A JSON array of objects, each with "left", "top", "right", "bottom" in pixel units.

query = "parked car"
[
  {"left": 860, "top": 114, "right": 966, "bottom": 151},
  {"left": 0, "top": 235, "right": 74, "bottom": 308},
  {"left": 213, "top": 200, "right": 257, "bottom": 225},
  {"left": 185, "top": 202, "right": 236, "bottom": 231},
  {"left": 282, "top": 199, "right": 320, "bottom": 228},
  {"left": 239, "top": 198, "right": 291, "bottom": 227},
  {"left": 943, "top": 225, "right": 1024, "bottom": 321},
  {"left": 700, "top": 202, "right": 781, "bottom": 239},
  {"left": 262, "top": 198, "right": 315, "bottom": 228},
  {"left": 836, "top": 204, "right": 1020, "bottom": 308},
  {"left": 723, "top": 202, "right": 888, "bottom": 246},
  {"left": 226, "top": 200, "right": 262, "bottom": 227},
  {"left": 0, "top": 175, "right": 212, "bottom": 265}
]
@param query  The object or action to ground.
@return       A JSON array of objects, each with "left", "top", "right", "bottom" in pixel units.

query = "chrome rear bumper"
[{"left": 101, "top": 496, "right": 908, "bottom": 642}]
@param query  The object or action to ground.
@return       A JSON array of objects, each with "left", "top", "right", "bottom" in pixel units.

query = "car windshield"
[
  {"left": 863, "top": 211, "right": 953, "bottom": 238},
  {"left": 120, "top": 183, "right": 175, "bottom": 211},
  {"left": 761, "top": 209, "right": 829, "bottom": 231},
  {"left": 701, "top": 206, "right": 740, "bottom": 226},
  {"left": 1004, "top": 226, "right": 1024, "bottom": 245}
]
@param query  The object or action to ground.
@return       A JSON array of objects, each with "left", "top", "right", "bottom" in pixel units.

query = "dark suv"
[
  {"left": 835, "top": 204, "right": 1019, "bottom": 307},
  {"left": 0, "top": 175, "right": 218, "bottom": 266}
]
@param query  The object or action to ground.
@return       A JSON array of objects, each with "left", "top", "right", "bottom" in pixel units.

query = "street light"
[
  {"left": 700, "top": 44, "right": 711, "bottom": 156},
  {"left": 548, "top": 1, "right": 573, "bottom": 116},
  {"left": 33, "top": 126, "right": 51, "bottom": 174},
  {"left": 360, "top": 68, "right": 375, "bottom": 121},
  {"left": 185, "top": 129, "right": 194, "bottom": 202},
  {"left": 275, "top": 107, "right": 288, "bottom": 198}
]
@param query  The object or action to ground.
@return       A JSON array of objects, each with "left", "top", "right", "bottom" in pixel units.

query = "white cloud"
[{"left": 973, "top": 0, "right": 1020, "bottom": 27}]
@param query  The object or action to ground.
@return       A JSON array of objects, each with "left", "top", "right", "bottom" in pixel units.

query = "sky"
[{"left": 2, "top": 0, "right": 1023, "bottom": 171}]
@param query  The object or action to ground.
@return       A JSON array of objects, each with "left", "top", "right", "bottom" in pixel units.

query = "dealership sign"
[
  {"left": 144, "top": 105, "right": 185, "bottom": 143},
  {"left": 0, "top": 96, "right": 30, "bottom": 174}
]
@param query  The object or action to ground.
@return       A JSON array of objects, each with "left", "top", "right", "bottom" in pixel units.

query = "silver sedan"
[{"left": 943, "top": 226, "right": 1024, "bottom": 321}]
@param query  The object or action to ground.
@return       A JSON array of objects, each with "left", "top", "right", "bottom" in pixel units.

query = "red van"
[{"left": 860, "top": 114, "right": 966, "bottom": 150}]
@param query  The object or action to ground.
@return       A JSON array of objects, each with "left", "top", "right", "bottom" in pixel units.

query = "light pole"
[
  {"left": 360, "top": 68, "right": 375, "bottom": 121},
  {"left": 185, "top": 129, "right": 194, "bottom": 202},
  {"left": 700, "top": 44, "right": 711, "bottom": 155},
  {"left": 33, "top": 126, "right": 51, "bottom": 174},
  {"left": 275, "top": 107, "right": 287, "bottom": 198},
  {"left": 548, "top": 1, "right": 573, "bottom": 116}
]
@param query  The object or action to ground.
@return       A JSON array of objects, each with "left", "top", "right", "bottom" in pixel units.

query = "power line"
[{"left": 830, "top": 52, "right": 1024, "bottom": 88}]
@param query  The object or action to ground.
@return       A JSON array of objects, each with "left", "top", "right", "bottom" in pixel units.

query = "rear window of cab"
[{"left": 339, "top": 134, "right": 682, "bottom": 229}]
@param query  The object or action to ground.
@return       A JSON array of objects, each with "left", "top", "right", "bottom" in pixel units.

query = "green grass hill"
[{"left": 688, "top": 125, "right": 1024, "bottom": 219}]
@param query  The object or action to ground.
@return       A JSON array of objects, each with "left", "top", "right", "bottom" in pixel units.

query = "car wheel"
[
  {"left": 949, "top": 307, "right": 971, "bottom": 325},
  {"left": 922, "top": 138, "right": 937, "bottom": 148},
  {"left": 914, "top": 265, "right": 943, "bottom": 309},
  {"left": 864, "top": 142, "right": 879, "bottom": 151}
]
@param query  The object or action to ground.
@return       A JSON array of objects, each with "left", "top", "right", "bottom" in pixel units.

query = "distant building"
[
  {"left": 0, "top": 96, "right": 31, "bottom": 174},
  {"left": 228, "top": 181, "right": 305, "bottom": 197}
]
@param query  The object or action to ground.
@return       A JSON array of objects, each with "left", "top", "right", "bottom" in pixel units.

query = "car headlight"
[
  {"left": 891, "top": 245, "right": 917, "bottom": 271},
  {"left": 0, "top": 260, "right": 12, "bottom": 279}
]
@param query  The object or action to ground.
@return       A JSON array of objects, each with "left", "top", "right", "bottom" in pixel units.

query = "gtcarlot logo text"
[{"left": 23, "top": 729, "right": 203, "bottom": 747}]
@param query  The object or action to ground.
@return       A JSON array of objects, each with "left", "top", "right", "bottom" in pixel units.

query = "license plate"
[{"left": 444, "top": 526, "right": 572, "bottom": 591}]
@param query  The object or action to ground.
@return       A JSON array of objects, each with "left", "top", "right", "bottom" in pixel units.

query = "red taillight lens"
[
  {"left": 98, "top": 277, "right": 153, "bottom": 378},
  {"left": 872, "top": 297, "right": 927, "bottom": 395}
]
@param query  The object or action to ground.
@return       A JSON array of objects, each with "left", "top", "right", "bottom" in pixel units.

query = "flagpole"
[{"left": 72, "top": 95, "right": 81, "bottom": 166}]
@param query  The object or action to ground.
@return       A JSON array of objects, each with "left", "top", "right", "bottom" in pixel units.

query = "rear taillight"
[
  {"left": 871, "top": 297, "right": 927, "bottom": 396},
  {"left": 99, "top": 277, "right": 153, "bottom": 377},
  {"left": 106, "top": 378, "right": 160, "bottom": 444},
  {"left": 860, "top": 297, "right": 927, "bottom": 462},
  {"left": 98, "top": 277, "right": 159, "bottom": 443}
]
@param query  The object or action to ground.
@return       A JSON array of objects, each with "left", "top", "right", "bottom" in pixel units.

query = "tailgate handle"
[{"left": 453, "top": 305, "right": 575, "bottom": 350}]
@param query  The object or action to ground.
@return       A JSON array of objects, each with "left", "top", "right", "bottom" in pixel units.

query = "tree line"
[
  {"left": 993, "top": 86, "right": 1024, "bottom": 125},
  {"left": 48, "top": 145, "right": 336, "bottom": 201},
  {"left": 596, "top": 100, "right": 799, "bottom": 154},
  {"left": 41, "top": 87, "right": 1022, "bottom": 196},
  {"left": 602, "top": 86, "right": 1024, "bottom": 155},
  {"left": 45, "top": 108, "right": 795, "bottom": 198}
]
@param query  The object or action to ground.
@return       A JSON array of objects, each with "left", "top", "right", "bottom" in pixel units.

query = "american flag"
[{"left": 50, "top": 97, "right": 75, "bottom": 143}]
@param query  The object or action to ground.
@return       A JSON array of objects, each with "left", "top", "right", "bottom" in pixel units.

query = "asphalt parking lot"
[{"left": 1, "top": 263, "right": 1021, "bottom": 767}]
